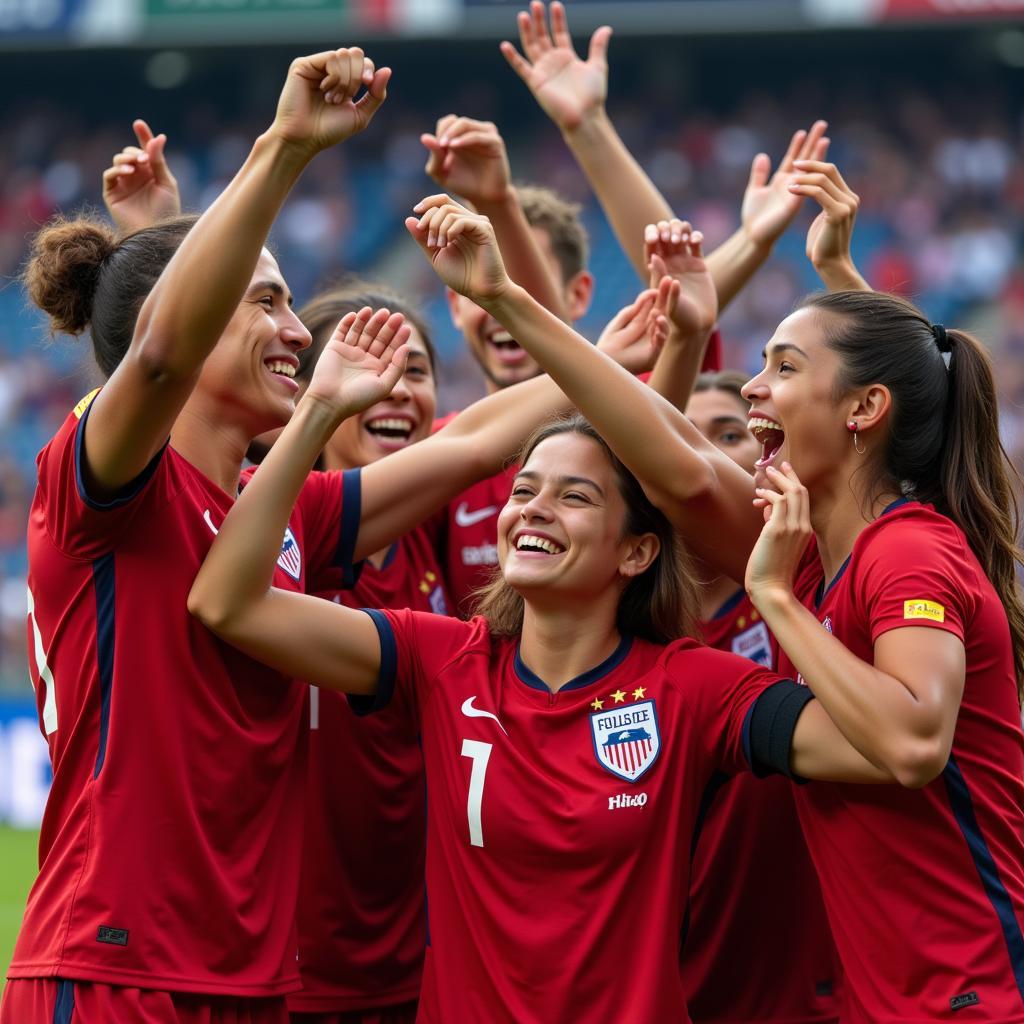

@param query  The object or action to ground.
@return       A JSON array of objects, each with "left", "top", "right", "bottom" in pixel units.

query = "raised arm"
[
  {"left": 85, "top": 49, "right": 389, "bottom": 499},
  {"left": 189, "top": 308, "right": 408, "bottom": 692},
  {"left": 102, "top": 119, "right": 181, "bottom": 234},
  {"left": 422, "top": 114, "right": 569, "bottom": 320},
  {"left": 405, "top": 193, "right": 762, "bottom": 583}
]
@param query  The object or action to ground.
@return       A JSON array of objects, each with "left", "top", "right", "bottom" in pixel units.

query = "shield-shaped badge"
[
  {"left": 277, "top": 527, "right": 302, "bottom": 581},
  {"left": 731, "top": 621, "right": 772, "bottom": 668},
  {"left": 590, "top": 700, "right": 661, "bottom": 783}
]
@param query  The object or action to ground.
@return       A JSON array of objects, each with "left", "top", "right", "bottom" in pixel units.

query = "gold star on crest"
[
  {"left": 590, "top": 698, "right": 604, "bottom": 711},
  {"left": 611, "top": 689, "right": 627, "bottom": 704},
  {"left": 632, "top": 687, "right": 646, "bottom": 700}
]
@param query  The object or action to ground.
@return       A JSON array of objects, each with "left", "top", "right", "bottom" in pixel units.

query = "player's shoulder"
[
  {"left": 656, "top": 635, "right": 770, "bottom": 691},
  {"left": 856, "top": 500, "right": 972, "bottom": 565}
]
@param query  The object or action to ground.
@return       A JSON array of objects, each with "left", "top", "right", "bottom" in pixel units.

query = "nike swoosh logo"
[
  {"left": 203, "top": 509, "right": 219, "bottom": 536},
  {"left": 454, "top": 502, "right": 499, "bottom": 528},
  {"left": 461, "top": 696, "right": 507, "bottom": 735}
]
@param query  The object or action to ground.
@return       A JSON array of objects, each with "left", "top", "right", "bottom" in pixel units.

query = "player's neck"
[
  {"left": 519, "top": 599, "right": 623, "bottom": 693},
  {"left": 171, "top": 403, "right": 250, "bottom": 498}
]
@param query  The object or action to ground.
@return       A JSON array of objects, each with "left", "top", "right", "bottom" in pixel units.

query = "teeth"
[
  {"left": 266, "top": 361, "right": 296, "bottom": 378},
  {"left": 490, "top": 332, "right": 517, "bottom": 347},
  {"left": 366, "top": 417, "right": 414, "bottom": 433},
  {"left": 516, "top": 534, "right": 565, "bottom": 554},
  {"left": 748, "top": 416, "right": 783, "bottom": 432}
]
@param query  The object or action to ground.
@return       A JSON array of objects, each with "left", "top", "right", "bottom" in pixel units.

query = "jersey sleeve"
[
  {"left": 36, "top": 395, "right": 170, "bottom": 559},
  {"left": 349, "top": 608, "right": 479, "bottom": 724},
  {"left": 291, "top": 468, "right": 363, "bottom": 591},
  {"left": 853, "top": 512, "right": 975, "bottom": 645}
]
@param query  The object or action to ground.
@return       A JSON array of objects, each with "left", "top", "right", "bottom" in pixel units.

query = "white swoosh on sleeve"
[
  {"left": 460, "top": 696, "right": 508, "bottom": 735},
  {"left": 454, "top": 502, "right": 499, "bottom": 528}
]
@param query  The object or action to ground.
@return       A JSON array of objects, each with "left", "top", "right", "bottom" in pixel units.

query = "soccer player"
[
  {"left": 452, "top": 190, "right": 1024, "bottom": 1020},
  {"left": 187, "top": 201, "right": 894, "bottom": 1021}
]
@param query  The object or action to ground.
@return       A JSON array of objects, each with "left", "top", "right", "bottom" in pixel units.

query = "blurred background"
[{"left": 0, "top": 0, "right": 1022, "bottom": 841}]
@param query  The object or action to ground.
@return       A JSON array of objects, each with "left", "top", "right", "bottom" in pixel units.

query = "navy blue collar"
[
  {"left": 515, "top": 634, "right": 633, "bottom": 693},
  {"left": 711, "top": 587, "right": 746, "bottom": 621}
]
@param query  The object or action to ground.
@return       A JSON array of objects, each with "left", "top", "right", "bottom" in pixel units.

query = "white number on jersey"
[
  {"left": 27, "top": 586, "right": 57, "bottom": 734},
  {"left": 460, "top": 738, "right": 493, "bottom": 848}
]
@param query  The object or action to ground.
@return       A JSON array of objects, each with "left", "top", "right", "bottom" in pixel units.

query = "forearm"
[
  {"left": 135, "top": 132, "right": 309, "bottom": 374},
  {"left": 753, "top": 589, "right": 942, "bottom": 786},
  {"left": 646, "top": 326, "right": 712, "bottom": 412},
  {"left": 815, "top": 256, "right": 871, "bottom": 293},
  {"left": 562, "top": 108, "right": 672, "bottom": 281},
  {"left": 476, "top": 189, "right": 570, "bottom": 321},
  {"left": 705, "top": 227, "right": 773, "bottom": 313},
  {"left": 789, "top": 701, "right": 896, "bottom": 783}
]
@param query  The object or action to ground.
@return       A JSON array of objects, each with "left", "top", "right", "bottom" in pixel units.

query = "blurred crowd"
[{"left": 1, "top": 60, "right": 1022, "bottom": 690}]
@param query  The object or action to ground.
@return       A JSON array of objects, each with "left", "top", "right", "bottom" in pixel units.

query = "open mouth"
[
  {"left": 364, "top": 415, "right": 416, "bottom": 449},
  {"left": 265, "top": 358, "right": 299, "bottom": 392},
  {"left": 487, "top": 331, "right": 529, "bottom": 366},
  {"left": 514, "top": 533, "right": 566, "bottom": 555},
  {"left": 749, "top": 416, "right": 785, "bottom": 468}
]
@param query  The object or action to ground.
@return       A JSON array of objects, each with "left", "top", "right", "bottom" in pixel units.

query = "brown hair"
[
  {"left": 517, "top": 184, "right": 589, "bottom": 284},
  {"left": 472, "top": 414, "right": 699, "bottom": 644},
  {"left": 693, "top": 369, "right": 750, "bottom": 408},
  {"left": 802, "top": 290, "right": 1024, "bottom": 700},
  {"left": 23, "top": 214, "right": 198, "bottom": 378},
  {"left": 295, "top": 281, "right": 437, "bottom": 382}
]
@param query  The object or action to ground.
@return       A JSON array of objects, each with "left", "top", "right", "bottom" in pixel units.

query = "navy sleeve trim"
[
  {"left": 74, "top": 399, "right": 167, "bottom": 511},
  {"left": 337, "top": 468, "right": 363, "bottom": 588},
  {"left": 347, "top": 608, "right": 398, "bottom": 717},
  {"left": 744, "top": 680, "right": 814, "bottom": 779}
]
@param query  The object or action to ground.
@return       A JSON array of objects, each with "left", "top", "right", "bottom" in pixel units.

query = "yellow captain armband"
[
  {"left": 72, "top": 388, "right": 101, "bottom": 420},
  {"left": 903, "top": 599, "right": 945, "bottom": 623}
]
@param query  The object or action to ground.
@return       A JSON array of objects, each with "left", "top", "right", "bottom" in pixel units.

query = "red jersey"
[
  {"left": 290, "top": 518, "right": 449, "bottom": 1013},
  {"left": 14, "top": 394, "right": 357, "bottom": 996},
  {"left": 355, "top": 609, "right": 799, "bottom": 1024},
  {"left": 683, "top": 589, "right": 840, "bottom": 1023},
  {"left": 779, "top": 501, "right": 1024, "bottom": 1023}
]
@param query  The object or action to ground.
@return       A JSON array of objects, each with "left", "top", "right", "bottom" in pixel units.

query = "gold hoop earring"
[{"left": 849, "top": 422, "right": 865, "bottom": 455}]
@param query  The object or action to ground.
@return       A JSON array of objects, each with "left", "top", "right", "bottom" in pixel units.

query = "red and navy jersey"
[
  {"left": 683, "top": 589, "right": 840, "bottom": 1023},
  {"left": 290, "top": 520, "right": 450, "bottom": 1013},
  {"left": 14, "top": 393, "right": 358, "bottom": 996},
  {"left": 355, "top": 609, "right": 791, "bottom": 1024},
  {"left": 779, "top": 500, "right": 1024, "bottom": 1023}
]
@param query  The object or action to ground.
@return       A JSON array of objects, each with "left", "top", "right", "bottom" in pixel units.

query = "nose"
[
  {"left": 741, "top": 369, "right": 767, "bottom": 402},
  {"left": 387, "top": 374, "right": 412, "bottom": 403},
  {"left": 519, "top": 489, "right": 554, "bottom": 523},
  {"left": 282, "top": 307, "right": 312, "bottom": 353}
]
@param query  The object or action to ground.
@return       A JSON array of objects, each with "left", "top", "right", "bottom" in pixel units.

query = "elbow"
[
  {"left": 187, "top": 583, "right": 236, "bottom": 636},
  {"left": 652, "top": 460, "right": 717, "bottom": 509},
  {"left": 889, "top": 737, "right": 951, "bottom": 789}
]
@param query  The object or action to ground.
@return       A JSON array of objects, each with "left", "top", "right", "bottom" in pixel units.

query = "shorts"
[{"left": 0, "top": 977, "right": 289, "bottom": 1023}]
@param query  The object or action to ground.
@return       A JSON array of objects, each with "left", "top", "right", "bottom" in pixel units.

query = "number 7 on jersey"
[{"left": 461, "top": 738, "right": 492, "bottom": 848}]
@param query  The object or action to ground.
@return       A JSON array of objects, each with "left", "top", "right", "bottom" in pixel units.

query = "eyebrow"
[
  {"left": 710, "top": 415, "right": 749, "bottom": 427},
  {"left": 761, "top": 341, "right": 808, "bottom": 360},
  {"left": 248, "top": 280, "right": 294, "bottom": 306},
  {"left": 514, "top": 470, "right": 606, "bottom": 498}
]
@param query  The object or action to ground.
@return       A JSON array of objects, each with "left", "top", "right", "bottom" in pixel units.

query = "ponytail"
[{"left": 802, "top": 291, "right": 1024, "bottom": 702}]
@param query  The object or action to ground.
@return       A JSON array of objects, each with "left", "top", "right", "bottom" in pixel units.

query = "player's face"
[
  {"left": 742, "top": 307, "right": 847, "bottom": 494},
  {"left": 323, "top": 328, "right": 436, "bottom": 468},
  {"left": 499, "top": 432, "right": 641, "bottom": 602},
  {"left": 195, "top": 250, "right": 312, "bottom": 436},
  {"left": 685, "top": 390, "right": 760, "bottom": 474},
  {"left": 448, "top": 227, "right": 570, "bottom": 390}
]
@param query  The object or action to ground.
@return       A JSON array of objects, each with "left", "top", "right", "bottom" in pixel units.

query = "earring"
[{"left": 848, "top": 421, "right": 865, "bottom": 455}]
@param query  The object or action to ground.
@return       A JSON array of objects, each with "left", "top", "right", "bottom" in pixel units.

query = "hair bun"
[{"left": 23, "top": 216, "right": 118, "bottom": 336}]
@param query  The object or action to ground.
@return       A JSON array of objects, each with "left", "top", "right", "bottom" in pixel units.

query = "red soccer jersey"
[
  {"left": 14, "top": 394, "right": 357, "bottom": 996},
  {"left": 683, "top": 589, "right": 840, "bottom": 1023},
  {"left": 778, "top": 501, "right": 1024, "bottom": 1023},
  {"left": 356, "top": 609, "right": 794, "bottom": 1024},
  {"left": 289, "top": 518, "right": 450, "bottom": 1013}
]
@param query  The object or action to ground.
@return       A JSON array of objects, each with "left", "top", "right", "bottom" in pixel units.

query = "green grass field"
[{"left": 0, "top": 826, "right": 39, "bottom": 978}]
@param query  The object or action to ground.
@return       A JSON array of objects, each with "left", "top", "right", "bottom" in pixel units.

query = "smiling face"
[
  {"left": 742, "top": 306, "right": 850, "bottom": 494},
  {"left": 685, "top": 388, "right": 761, "bottom": 474},
  {"left": 192, "top": 249, "right": 312, "bottom": 437},
  {"left": 497, "top": 432, "right": 656, "bottom": 604},
  {"left": 322, "top": 326, "right": 436, "bottom": 469}
]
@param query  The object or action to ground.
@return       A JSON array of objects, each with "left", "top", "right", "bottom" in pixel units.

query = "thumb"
[
  {"left": 133, "top": 118, "right": 155, "bottom": 148},
  {"left": 147, "top": 134, "right": 175, "bottom": 186},
  {"left": 354, "top": 67, "right": 390, "bottom": 123},
  {"left": 747, "top": 152, "right": 771, "bottom": 192},
  {"left": 378, "top": 343, "right": 410, "bottom": 395},
  {"left": 588, "top": 25, "right": 612, "bottom": 67},
  {"left": 648, "top": 252, "right": 666, "bottom": 288},
  {"left": 404, "top": 215, "right": 428, "bottom": 250}
]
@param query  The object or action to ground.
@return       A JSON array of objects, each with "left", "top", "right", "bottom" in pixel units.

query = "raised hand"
[
  {"left": 270, "top": 47, "right": 390, "bottom": 158},
  {"left": 500, "top": 0, "right": 611, "bottom": 132},
  {"left": 742, "top": 121, "right": 830, "bottom": 249},
  {"left": 595, "top": 288, "right": 666, "bottom": 374},
  {"left": 421, "top": 115, "right": 512, "bottom": 207},
  {"left": 102, "top": 119, "right": 181, "bottom": 234},
  {"left": 305, "top": 307, "right": 410, "bottom": 416},
  {"left": 746, "top": 462, "right": 813, "bottom": 602},
  {"left": 644, "top": 219, "right": 717, "bottom": 337},
  {"left": 405, "top": 194, "right": 510, "bottom": 301},
  {"left": 791, "top": 159, "right": 870, "bottom": 291}
]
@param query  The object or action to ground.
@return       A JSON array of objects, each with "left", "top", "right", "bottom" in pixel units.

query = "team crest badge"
[
  {"left": 277, "top": 527, "right": 301, "bottom": 580},
  {"left": 590, "top": 700, "right": 661, "bottom": 783},
  {"left": 732, "top": 621, "right": 772, "bottom": 668}
]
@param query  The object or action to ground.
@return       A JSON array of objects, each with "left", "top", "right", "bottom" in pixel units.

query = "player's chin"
[{"left": 490, "top": 360, "right": 541, "bottom": 390}]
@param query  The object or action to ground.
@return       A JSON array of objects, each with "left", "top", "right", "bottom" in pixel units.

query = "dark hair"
[
  {"left": 517, "top": 184, "right": 589, "bottom": 283},
  {"left": 801, "top": 290, "right": 1024, "bottom": 699},
  {"left": 472, "top": 414, "right": 699, "bottom": 644},
  {"left": 23, "top": 214, "right": 197, "bottom": 378},
  {"left": 296, "top": 281, "right": 437, "bottom": 382},
  {"left": 693, "top": 369, "right": 750, "bottom": 408}
]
